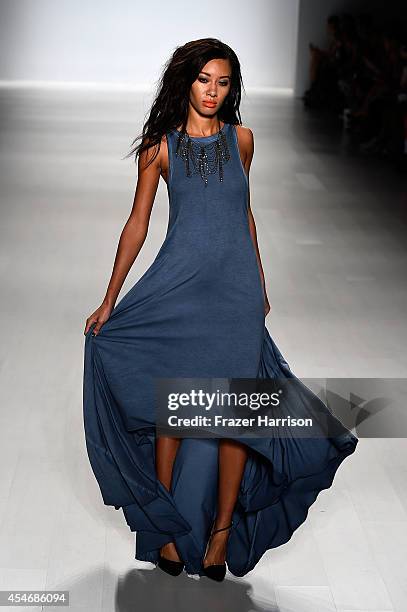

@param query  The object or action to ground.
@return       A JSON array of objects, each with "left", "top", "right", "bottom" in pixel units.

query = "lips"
[{"left": 203, "top": 101, "right": 217, "bottom": 107}]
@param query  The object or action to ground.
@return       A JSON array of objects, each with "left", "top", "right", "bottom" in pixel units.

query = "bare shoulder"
[
  {"left": 138, "top": 134, "right": 162, "bottom": 172},
  {"left": 234, "top": 124, "right": 254, "bottom": 165},
  {"left": 235, "top": 124, "right": 254, "bottom": 143},
  {"left": 158, "top": 133, "right": 169, "bottom": 171},
  {"left": 235, "top": 124, "right": 254, "bottom": 148}
]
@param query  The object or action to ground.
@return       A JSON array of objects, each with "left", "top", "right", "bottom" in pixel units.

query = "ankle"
[
  {"left": 160, "top": 541, "right": 181, "bottom": 560},
  {"left": 213, "top": 517, "right": 233, "bottom": 532}
]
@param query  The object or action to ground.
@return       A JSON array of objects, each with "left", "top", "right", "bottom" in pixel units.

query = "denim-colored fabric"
[{"left": 83, "top": 123, "right": 358, "bottom": 577}]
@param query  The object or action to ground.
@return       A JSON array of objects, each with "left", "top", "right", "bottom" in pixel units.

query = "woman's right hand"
[{"left": 84, "top": 301, "right": 114, "bottom": 336}]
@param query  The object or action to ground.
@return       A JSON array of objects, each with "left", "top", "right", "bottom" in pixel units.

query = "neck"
[{"left": 181, "top": 115, "right": 223, "bottom": 138}]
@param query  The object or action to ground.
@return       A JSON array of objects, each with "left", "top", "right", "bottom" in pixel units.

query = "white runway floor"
[{"left": 0, "top": 87, "right": 406, "bottom": 611}]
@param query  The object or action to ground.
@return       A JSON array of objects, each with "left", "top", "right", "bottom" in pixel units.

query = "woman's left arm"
[
  {"left": 237, "top": 125, "right": 271, "bottom": 317},
  {"left": 248, "top": 201, "right": 270, "bottom": 316}
]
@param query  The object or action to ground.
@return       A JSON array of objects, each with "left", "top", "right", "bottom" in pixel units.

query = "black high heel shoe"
[
  {"left": 157, "top": 545, "right": 184, "bottom": 576},
  {"left": 202, "top": 520, "right": 234, "bottom": 582}
]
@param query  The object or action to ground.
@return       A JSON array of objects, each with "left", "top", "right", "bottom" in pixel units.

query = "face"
[{"left": 189, "top": 58, "right": 231, "bottom": 116}]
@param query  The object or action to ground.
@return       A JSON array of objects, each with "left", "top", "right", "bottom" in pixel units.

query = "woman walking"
[{"left": 83, "top": 37, "right": 358, "bottom": 581}]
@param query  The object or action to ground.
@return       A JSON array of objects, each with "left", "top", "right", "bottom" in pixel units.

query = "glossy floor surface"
[{"left": 0, "top": 88, "right": 406, "bottom": 611}]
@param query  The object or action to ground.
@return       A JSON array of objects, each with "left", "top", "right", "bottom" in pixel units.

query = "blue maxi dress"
[{"left": 83, "top": 122, "right": 358, "bottom": 577}]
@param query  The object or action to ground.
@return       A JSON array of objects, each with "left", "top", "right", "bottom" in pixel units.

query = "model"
[{"left": 83, "top": 37, "right": 358, "bottom": 582}]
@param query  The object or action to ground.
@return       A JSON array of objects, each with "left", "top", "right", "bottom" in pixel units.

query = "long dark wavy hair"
[{"left": 123, "top": 38, "right": 245, "bottom": 167}]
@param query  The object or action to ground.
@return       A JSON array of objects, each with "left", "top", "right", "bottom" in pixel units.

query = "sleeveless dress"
[{"left": 83, "top": 122, "right": 358, "bottom": 577}]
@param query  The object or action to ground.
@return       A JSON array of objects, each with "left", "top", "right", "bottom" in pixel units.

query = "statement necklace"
[{"left": 175, "top": 122, "right": 231, "bottom": 186}]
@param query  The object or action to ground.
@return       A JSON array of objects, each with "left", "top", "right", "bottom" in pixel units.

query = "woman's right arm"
[{"left": 84, "top": 139, "right": 163, "bottom": 336}]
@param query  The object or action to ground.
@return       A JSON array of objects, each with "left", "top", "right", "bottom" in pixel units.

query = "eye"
[{"left": 197, "top": 76, "right": 230, "bottom": 86}]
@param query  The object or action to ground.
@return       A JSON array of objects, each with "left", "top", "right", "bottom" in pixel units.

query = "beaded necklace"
[{"left": 174, "top": 121, "right": 231, "bottom": 186}]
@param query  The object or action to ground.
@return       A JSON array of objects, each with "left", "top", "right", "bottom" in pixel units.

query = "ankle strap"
[{"left": 212, "top": 521, "right": 233, "bottom": 535}]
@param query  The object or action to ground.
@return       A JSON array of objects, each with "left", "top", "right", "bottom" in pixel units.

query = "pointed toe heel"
[
  {"left": 202, "top": 562, "right": 227, "bottom": 582},
  {"left": 157, "top": 553, "right": 184, "bottom": 576},
  {"left": 202, "top": 520, "right": 233, "bottom": 582}
]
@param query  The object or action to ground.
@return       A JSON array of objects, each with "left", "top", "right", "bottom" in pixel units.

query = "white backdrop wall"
[{"left": 0, "top": 0, "right": 299, "bottom": 90}]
